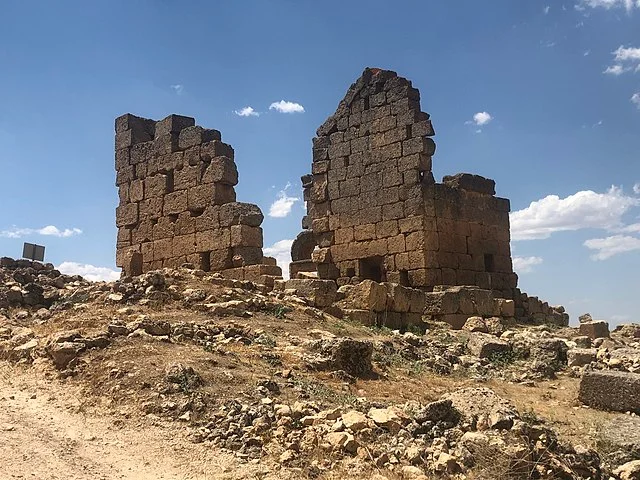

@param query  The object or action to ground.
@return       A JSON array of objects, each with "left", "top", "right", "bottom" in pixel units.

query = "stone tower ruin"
[
  {"left": 114, "top": 113, "right": 282, "bottom": 285},
  {"left": 292, "top": 68, "right": 517, "bottom": 298}
]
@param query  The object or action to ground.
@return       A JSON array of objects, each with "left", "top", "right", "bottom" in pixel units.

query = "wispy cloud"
[
  {"left": 510, "top": 186, "right": 640, "bottom": 241},
  {"left": 234, "top": 106, "right": 260, "bottom": 117},
  {"left": 268, "top": 183, "right": 300, "bottom": 218},
  {"left": 263, "top": 239, "right": 294, "bottom": 279},
  {"left": 57, "top": 262, "right": 120, "bottom": 282},
  {"left": 634, "top": 182, "right": 640, "bottom": 194},
  {"left": 513, "top": 256, "right": 543, "bottom": 273},
  {"left": 584, "top": 235, "right": 640, "bottom": 260},
  {"left": 0, "top": 225, "right": 83, "bottom": 239},
  {"left": 632, "top": 92, "right": 640, "bottom": 108},
  {"left": 170, "top": 84, "right": 184, "bottom": 95},
  {"left": 269, "top": 100, "right": 305, "bottom": 114},
  {"left": 578, "top": 0, "right": 640, "bottom": 11},
  {"left": 604, "top": 45, "right": 640, "bottom": 76},
  {"left": 544, "top": 5, "right": 551, "bottom": 14}
]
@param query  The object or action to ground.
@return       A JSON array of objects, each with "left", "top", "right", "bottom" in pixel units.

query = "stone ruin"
[
  {"left": 113, "top": 68, "right": 568, "bottom": 329},
  {"left": 114, "top": 113, "right": 282, "bottom": 287},
  {"left": 288, "top": 68, "right": 566, "bottom": 328},
  {"left": 292, "top": 68, "right": 517, "bottom": 299}
]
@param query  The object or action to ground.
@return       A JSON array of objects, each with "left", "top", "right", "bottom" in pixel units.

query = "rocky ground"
[{"left": 1, "top": 259, "right": 640, "bottom": 479}]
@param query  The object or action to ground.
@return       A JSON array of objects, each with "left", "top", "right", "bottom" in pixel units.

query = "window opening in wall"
[
  {"left": 399, "top": 270, "right": 409, "bottom": 286},
  {"left": 484, "top": 254, "right": 495, "bottom": 273},
  {"left": 199, "top": 252, "right": 211, "bottom": 272},
  {"left": 359, "top": 256, "right": 385, "bottom": 283}
]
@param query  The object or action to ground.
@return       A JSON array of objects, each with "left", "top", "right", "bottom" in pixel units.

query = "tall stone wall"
[
  {"left": 115, "top": 113, "right": 280, "bottom": 284},
  {"left": 298, "top": 68, "right": 517, "bottom": 296}
]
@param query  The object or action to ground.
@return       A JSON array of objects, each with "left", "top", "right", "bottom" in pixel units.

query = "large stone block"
[
  {"left": 116, "top": 203, "right": 138, "bottom": 227},
  {"left": 230, "top": 225, "right": 263, "bottom": 248},
  {"left": 202, "top": 156, "right": 238, "bottom": 185},
  {"left": 163, "top": 191, "right": 188, "bottom": 215},
  {"left": 347, "top": 280, "right": 388, "bottom": 312},
  {"left": 579, "top": 370, "right": 640, "bottom": 413},
  {"left": 467, "top": 333, "right": 510, "bottom": 359},
  {"left": 178, "top": 126, "right": 221, "bottom": 149},
  {"left": 154, "top": 114, "right": 195, "bottom": 138},
  {"left": 218, "top": 202, "right": 264, "bottom": 227},
  {"left": 579, "top": 320, "right": 610, "bottom": 339},
  {"left": 285, "top": 279, "right": 337, "bottom": 308}
]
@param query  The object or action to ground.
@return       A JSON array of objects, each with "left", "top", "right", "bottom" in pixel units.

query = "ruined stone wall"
[
  {"left": 115, "top": 114, "right": 280, "bottom": 284},
  {"left": 299, "top": 68, "right": 516, "bottom": 295}
]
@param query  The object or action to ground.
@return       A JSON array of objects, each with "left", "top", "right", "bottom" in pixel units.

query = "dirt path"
[{"left": 0, "top": 363, "right": 269, "bottom": 480}]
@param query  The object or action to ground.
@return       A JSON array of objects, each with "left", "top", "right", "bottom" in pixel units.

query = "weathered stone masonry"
[
  {"left": 114, "top": 113, "right": 281, "bottom": 284},
  {"left": 295, "top": 68, "right": 517, "bottom": 298}
]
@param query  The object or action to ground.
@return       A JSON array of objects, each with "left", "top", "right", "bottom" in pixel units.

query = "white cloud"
[
  {"left": 470, "top": 111, "right": 492, "bottom": 126},
  {"left": 632, "top": 92, "right": 640, "bottom": 108},
  {"left": 544, "top": 5, "right": 551, "bottom": 14},
  {"left": 510, "top": 186, "right": 640, "bottom": 240},
  {"left": 170, "top": 84, "right": 184, "bottom": 95},
  {"left": 604, "top": 46, "right": 640, "bottom": 76},
  {"left": 263, "top": 239, "right": 294, "bottom": 279},
  {"left": 584, "top": 50, "right": 591, "bottom": 56},
  {"left": 268, "top": 183, "right": 300, "bottom": 218},
  {"left": 634, "top": 182, "right": 640, "bottom": 194},
  {"left": 603, "top": 64, "right": 629, "bottom": 75},
  {"left": 57, "top": 262, "right": 121, "bottom": 282},
  {"left": 234, "top": 106, "right": 260, "bottom": 117},
  {"left": 578, "top": 0, "right": 640, "bottom": 11},
  {"left": 513, "top": 256, "right": 543, "bottom": 273},
  {"left": 0, "top": 225, "right": 83, "bottom": 239},
  {"left": 584, "top": 235, "right": 640, "bottom": 259},
  {"left": 269, "top": 100, "right": 305, "bottom": 114}
]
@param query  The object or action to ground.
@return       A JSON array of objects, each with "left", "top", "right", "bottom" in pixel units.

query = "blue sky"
[{"left": 1, "top": 0, "right": 639, "bottom": 324}]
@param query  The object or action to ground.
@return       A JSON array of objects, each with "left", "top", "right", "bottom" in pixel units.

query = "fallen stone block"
[
  {"left": 304, "top": 337, "right": 373, "bottom": 377},
  {"left": 579, "top": 320, "right": 609, "bottom": 339},
  {"left": 285, "top": 279, "right": 337, "bottom": 308},
  {"left": 467, "top": 332, "right": 510, "bottom": 359},
  {"left": 347, "top": 280, "right": 387, "bottom": 312},
  {"left": 579, "top": 370, "right": 640, "bottom": 413},
  {"left": 568, "top": 348, "right": 597, "bottom": 367}
]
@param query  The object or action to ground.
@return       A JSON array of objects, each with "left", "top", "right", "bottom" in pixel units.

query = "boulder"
[
  {"left": 341, "top": 410, "right": 370, "bottom": 432},
  {"left": 579, "top": 370, "right": 640, "bottom": 413},
  {"left": 463, "top": 316, "right": 488, "bottom": 333},
  {"left": 443, "top": 387, "right": 518, "bottom": 430},
  {"left": 467, "top": 333, "right": 510, "bottom": 359},
  {"left": 600, "top": 416, "right": 640, "bottom": 465},
  {"left": 614, "top": 461, "right": 640, "bottom": 480},
  {"left": 304, "top": 337, "right": 373, "bottom": 376}
]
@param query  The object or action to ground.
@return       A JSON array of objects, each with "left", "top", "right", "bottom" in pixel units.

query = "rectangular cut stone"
[
  {"left": 202, "top": 157, "right": 238, "bottom": 185},
  {"left": 116, "top": 203, "right": 138, "bottom": 227},
  {"left": 579, "top": 370, "right": 640, "bottom": 413},
  {"left": 163, "top": 191, "right": 188, "bottom": 215},
  {"left": 155, "top": 114, "right": 195, "bottom": 138},
  {"left": 230, "top": 225, "right": 263, "bottom": 248}
]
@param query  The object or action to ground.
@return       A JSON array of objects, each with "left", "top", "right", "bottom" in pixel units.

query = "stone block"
[
  {"left": 163, "top": 191, "right": 188, "bottom": 215},
  {"left": 154, "top": 133, "right": 179, "bottom": 155},
  {"left": 568, "top": 348, "right": 597, "bottom": 367},
  {"left": 178, "top": 126, "right": 221, "bottom": 149},
  {"left": 209, "top": 248, "right": 233, "bottom": 271},
  {"left": 285, "top": 279, "right": 337, "bottom": 308},
  {"left": 154, "top": 114, "right": 195, "bottom": 138},
  {"left": 230, "top": 225, "right": 263, "bottom": 248},
  {"left": 232, "top": 247, "right": 264, "bottom": 266},
  {"left": 467, "top": 333, "right": 510, "bottom": 358},
  {"left": 211, "top": 184, "right": 236, "bottom": 205},
  {"left": 579, "top": 370, "right": 640, "bottom": 413},
  {"left": 202, "top": 156, "right": 238, "bottom": 186},
  {"left": 139, "top": 197, "right": 163, "bottom": 221},
  {"left": 116, "top": 203, "right": 138, "bottom": 227},
  {"left": 201, "top": 140, "right": 234, "bottom": 160},
  {"left": 187, "top": 184, "right": 212, "bottom": 211},
  {"left": 174, "top": 165, "right": 200, "bottom": 191},
  {"left": 384, "top": 283, "right": 412, "bottom": 313},
  {"left": 347, "top": 280, "right": 387, "bottom": 312},
  {"left": 145, "top": 174, "right": 169, "bottom": 198},
  {"left": 129, "top": 180, "right": 144, "bottom": 202},
  {"left": 173, "top": 234, "right": 196, "bottom": 255},
  {"left": 153, "top": 238, "right": 173, "bottom": 260},
  {"left": 115, "top": 113, "right": 156, "bottom": 136},
  {"left": 442, "top": 173, "right": 496, "bottom": 195},
  {"left": 218, "top": 202, "right": 264, "bottom": 227},
  {"left": 195, "top": 229, "right": 230, "bottom": 251},
  {"left": 291, "top": 230, "right": 317, "bottom": 261},
  {"left": 579, "top": 320, "right": 609, "bottom": 339}
]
